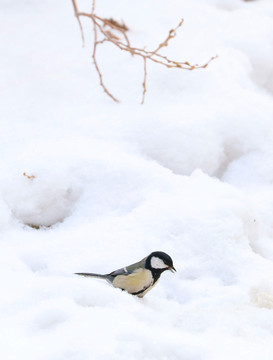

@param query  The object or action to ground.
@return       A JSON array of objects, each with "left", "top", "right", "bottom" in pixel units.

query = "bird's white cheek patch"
[{"left": 151, "top": 256, "right": 168, "bottom": 269}]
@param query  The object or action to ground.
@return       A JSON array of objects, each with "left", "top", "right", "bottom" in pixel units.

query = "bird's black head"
[{"left": 145, "top": 251, "right": 176, "bottom": 281}]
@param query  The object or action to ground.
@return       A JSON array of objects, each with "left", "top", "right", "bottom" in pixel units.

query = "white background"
[{"left": 1, "top": 0, "right": 273, "bottom": 359}]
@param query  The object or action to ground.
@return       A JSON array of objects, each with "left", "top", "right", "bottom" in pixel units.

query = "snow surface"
[{"left": 1, "top": 0, "right": 273, "bottom": 359}]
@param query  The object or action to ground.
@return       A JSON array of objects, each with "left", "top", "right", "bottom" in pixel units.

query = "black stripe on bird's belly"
[{"left": 131, "top": 283, "right": 153, "bottom": 296}]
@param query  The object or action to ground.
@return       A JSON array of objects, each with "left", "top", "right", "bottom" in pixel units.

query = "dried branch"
[
  {"left": 102, "top": 18, "right": 129, "bottom": 32},
  {"left": 71, "top": 0, "right": 217, "bottom": 103},
  {"left": 23, "top": 172, "right": 36, "bottom": 180}
]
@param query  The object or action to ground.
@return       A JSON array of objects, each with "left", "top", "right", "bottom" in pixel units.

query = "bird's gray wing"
[{"left": 108, "top": 256, "right": 147, "bottom": 277}]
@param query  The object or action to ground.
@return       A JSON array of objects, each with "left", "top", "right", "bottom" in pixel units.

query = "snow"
[{"left": 1, "top": 0, "right": 273, "bottom": 359}]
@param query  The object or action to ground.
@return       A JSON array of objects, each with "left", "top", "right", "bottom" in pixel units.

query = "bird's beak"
[{"left": 169, "top": 266, "right": 176, "bottom": 273}]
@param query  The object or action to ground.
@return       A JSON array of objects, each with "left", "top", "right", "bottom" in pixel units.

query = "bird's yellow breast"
[{"left": 112, "top": 268, "right": 153, "bottom": 296}]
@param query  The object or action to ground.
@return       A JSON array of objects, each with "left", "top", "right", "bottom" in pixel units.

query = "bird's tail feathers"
[{"left": 75, "top": 272, "right": 108, "bottom": 279}]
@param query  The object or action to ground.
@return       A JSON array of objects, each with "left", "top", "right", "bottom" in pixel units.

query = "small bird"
[{"left": 75, "top": 251, "right": 176, "bottom": 297}]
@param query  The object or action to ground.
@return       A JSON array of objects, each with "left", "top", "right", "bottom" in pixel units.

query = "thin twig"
[
  {"left": 71, "top": 0, "right": 85, "bottom": 47},
  {"left": 91, "top": 2, "right": 119, "bottom": 102},
  {"left": 152, "top": 19, "right": 184, "bottom": 54},
  {"left": 141, "top": 58, "right": 147, "bottom": 105}
]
